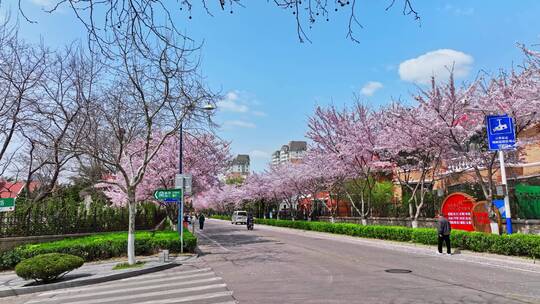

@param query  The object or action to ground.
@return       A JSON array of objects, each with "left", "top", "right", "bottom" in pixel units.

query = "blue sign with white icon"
[
  {"left": 486, "top": 114, "right": 516, "bottom": 151},
  {"left": 492, "top": 199, "right": 506, "bottom": 219}
]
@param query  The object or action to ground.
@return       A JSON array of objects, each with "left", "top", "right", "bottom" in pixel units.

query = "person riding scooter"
[{"left": 246, "top": 213, "right": 254, "bottom": 230}]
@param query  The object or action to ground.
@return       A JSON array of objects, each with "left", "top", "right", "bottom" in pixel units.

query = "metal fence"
[
  {"left": 0, "top": 201, "right": 165, "bottom": 238},
  {"left": 514, "top": 184, "right": 540, "bottom": 219}
]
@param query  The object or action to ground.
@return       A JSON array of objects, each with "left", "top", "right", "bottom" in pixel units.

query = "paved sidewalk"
[{"left": 0, "top": 254, "right": 196, "bottom": 298}]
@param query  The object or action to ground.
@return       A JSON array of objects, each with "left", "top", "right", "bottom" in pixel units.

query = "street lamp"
[{"left": 178, "top": 103, "right": 216, "bottom": 252}]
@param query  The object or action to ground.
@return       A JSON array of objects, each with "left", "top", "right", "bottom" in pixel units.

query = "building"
[
  {"left": 228, "top": 154, "right": 250, "bottom": 179},
  {"left": 0, "top": 180, "right": 38, "bottom": 199},
  {"left": 272, "top": 141, "right": 307, "bottom": 165}
]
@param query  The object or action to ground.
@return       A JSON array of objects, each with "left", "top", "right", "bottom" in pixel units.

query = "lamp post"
[{"left": 178, "top": 103, "right": 216, "bottom": 252}]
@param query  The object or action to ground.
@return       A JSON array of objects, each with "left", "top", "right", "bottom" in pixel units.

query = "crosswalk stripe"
[
  {"left": 31, "top": 277, "right": 224, "bottom": 303},
  {"left": 36, "top": 272, "right": 216, "bottom": 297},
  {"left": 122, "top": 268, "right": 212, "bottom": 280},
  {"left": 56, "top": 284, "right": 227, "bottom": 304},
  {"left": 133, "top": 291, "right": 234, "bottom": 304}
]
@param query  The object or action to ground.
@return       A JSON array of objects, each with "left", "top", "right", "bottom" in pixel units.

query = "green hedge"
[
  {"left": 210, "top": 215, "right": 230, "bottom": 221},
  {"left": 0, "top": 230, "right": 196, "bottom": 270},
  {"left": 255, "top": 219, "right": 540, "bottom": 259}
]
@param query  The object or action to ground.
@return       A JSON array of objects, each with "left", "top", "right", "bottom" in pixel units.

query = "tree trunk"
[
  {"left": 127, "top": 190, "right": 137, "bottom": 265},
  {"left": 411, "top": 219, "right": 418, "bottom": 228}
]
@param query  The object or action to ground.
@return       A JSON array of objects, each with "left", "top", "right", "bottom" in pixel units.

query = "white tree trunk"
[
  {"left": 411, "top": 220, "right": 418, "bottom": 229},
  {"left": 361, "top": 218, "right": 367, "bottom": 226},
  {"left": 127, "top": 200, "right": 137, "bottom": 265}
]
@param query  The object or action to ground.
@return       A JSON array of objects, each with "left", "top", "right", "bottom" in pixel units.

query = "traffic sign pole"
[
  {"left": 179, "top": 199, "right": 184, "bottom": 253},
  {"left": 485, "top": 114, "right": 515, "bottom": 235},
  {"left": 498, "top": 150, "right": 513, "bottom": 234}
]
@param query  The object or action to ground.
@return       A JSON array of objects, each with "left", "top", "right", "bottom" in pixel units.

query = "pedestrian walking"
[
  {"left": 199, "top": 213, "right": 206, "bottom": 230},
  {"left": 437, "top": 212, "right": 452, "bottom": 255}
]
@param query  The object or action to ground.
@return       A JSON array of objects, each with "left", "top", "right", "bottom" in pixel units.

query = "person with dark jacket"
[
  {"left": 437, "top": 212, "right": 452, "bottom": 255},
  {"left": 198, "top": 213, "right": 206, "bottom": 230}
]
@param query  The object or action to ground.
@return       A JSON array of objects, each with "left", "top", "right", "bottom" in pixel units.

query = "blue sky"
[{"left": 6, "top": 0, "right": 540, "bottom": 172}]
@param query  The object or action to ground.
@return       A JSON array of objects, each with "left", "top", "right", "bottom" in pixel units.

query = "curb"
[{"left": 0, "top": 262, "right": 180, "bottom": 298}]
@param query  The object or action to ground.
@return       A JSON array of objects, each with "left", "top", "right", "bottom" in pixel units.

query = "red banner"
[{"left": 441, "top": 192, "right": 475, "bottom": 231}]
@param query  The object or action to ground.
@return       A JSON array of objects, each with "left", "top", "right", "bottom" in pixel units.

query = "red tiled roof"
[{"left": 0, "top": 181, "right": 38, "bottom": 198}]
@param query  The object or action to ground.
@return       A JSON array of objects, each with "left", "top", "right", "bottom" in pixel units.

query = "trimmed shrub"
[
  {"left": 210, "top": 215, "right": 231, "bottom": 221},
  {"left": 0, "top": 230, "right": 197, "bottom": 270},
  {"left": 255, "top": 218, "right": 540, "bottom": 259},
  {"left": 15, "top": 253, "right": 84, "bottom": 283}
]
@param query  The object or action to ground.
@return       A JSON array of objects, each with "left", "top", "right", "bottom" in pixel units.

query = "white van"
[{"left": 231, "top": 210, "right": 248, "bottom": 225}]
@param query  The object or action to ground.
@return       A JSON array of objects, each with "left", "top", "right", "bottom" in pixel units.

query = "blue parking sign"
[{"left": 486, "top": 114, "right": 516, "bottom": 151}]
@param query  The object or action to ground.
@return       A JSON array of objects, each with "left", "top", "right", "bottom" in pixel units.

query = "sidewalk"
[{"left": 0, "top": 254, "right": 196, "bottom": 298}]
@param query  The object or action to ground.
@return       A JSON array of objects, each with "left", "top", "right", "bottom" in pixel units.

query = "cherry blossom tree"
[
  {"left": 76, "top": 34, "right": 216, "bottom": 265},
  {"left": 101, "top": 131, "right": 231, "bottom": 225},
  {"left": 376, "top": 103, "right": 442, "bottom": 227},
  {"left": 307, "top": 101, "right": 385, "bottom": 224},
  {"left": 412, "top": 61, "right": 540, "bottom": 204}
]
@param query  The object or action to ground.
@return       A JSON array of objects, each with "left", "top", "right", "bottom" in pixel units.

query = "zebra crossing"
[{"left": 23, "top": 266, "right": 237, "bottom": 304}]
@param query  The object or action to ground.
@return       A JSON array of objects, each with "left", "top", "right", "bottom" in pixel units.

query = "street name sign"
[
  {"left": 486, "top": 114, "right": 516, "bottom": 151},
  {"left": 153, "top": 189, "right": 182, "bottom": 202},
  {"left": 0, "top": 198, "right": 15, "bottom": 212}
]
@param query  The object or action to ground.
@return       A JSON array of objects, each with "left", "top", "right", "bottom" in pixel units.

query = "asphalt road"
[{"left": 193, "top": 219, "right": 540, "bottom": 304}]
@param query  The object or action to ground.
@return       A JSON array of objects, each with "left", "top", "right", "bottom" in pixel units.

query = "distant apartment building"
[
  {"left": 272, "top": 141, "right": 307, "bottom": 165},
  {"left": 228, "top": 154, "right": 251, "bottom": 179}
]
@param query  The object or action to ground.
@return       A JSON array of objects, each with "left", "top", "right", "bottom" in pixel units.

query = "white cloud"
[
  {"left": 360, "top": 81, "right": 383, "bottom": 96},
  {"left": 252, "top": 110, "right": 267, "bottom": 117},
  {"left": 250, "top": 150, "right": 271, "bottom": 159},
  {"left": 223, "top": 120, "right": 256, "bottom": 129},
  {"left": 217, "top": 91, "right": 249, "bottom": 113},
  {"left": 444, "top": 4, "right": 475, "bottom": 16},
  {"left": 398, "top": 49, "right": 474, "bottom": 84},
  {"left": 30, "top": 0, "right": 53, "bottom": 6}
]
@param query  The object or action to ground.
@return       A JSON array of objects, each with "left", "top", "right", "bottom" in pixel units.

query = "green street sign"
[
  {"left": 0, "top": 198, "right": 15, "bottom": 212},
  {"left": 153, "top": 189, "right": 182, "bottom": 202}
]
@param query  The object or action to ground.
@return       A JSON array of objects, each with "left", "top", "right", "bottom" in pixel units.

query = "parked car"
[{"left": 231, "top": 210, "right": 248, "bottom": 225}]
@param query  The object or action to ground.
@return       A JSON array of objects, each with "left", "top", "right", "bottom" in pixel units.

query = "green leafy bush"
[
  {"left": 0, "top": 230, "right": 196, "bottom": 270},
  {"left": 255, "top": 219, "right": 540, "bottom": 259},
  {"left": 15, "top": 253, "right": 84, "bottom": 283}
]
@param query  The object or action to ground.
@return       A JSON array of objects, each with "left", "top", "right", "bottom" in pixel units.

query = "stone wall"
[{"left": 318, "top": 217, "right": 540, "bottom": 235}]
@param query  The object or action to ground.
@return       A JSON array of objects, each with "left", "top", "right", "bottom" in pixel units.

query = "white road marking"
[
  {"left": 134, "top": 291, "right": 235, "bottom": 304},
  {"left": 121, "top": 267, "right": 212, "bottom": 280},
  {"left": 37, "top": 271, "right": 216, "bottom": 297},
  {"left": 31, "top": 277, "right": 224, "bottom": 302},
  {"left": 53, "top": 284, "right": 227, "bottom": 304}
]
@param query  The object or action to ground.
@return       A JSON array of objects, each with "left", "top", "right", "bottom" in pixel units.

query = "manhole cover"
[{"left": 385, "top": 269, "right": 412, "bottom": 274}]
